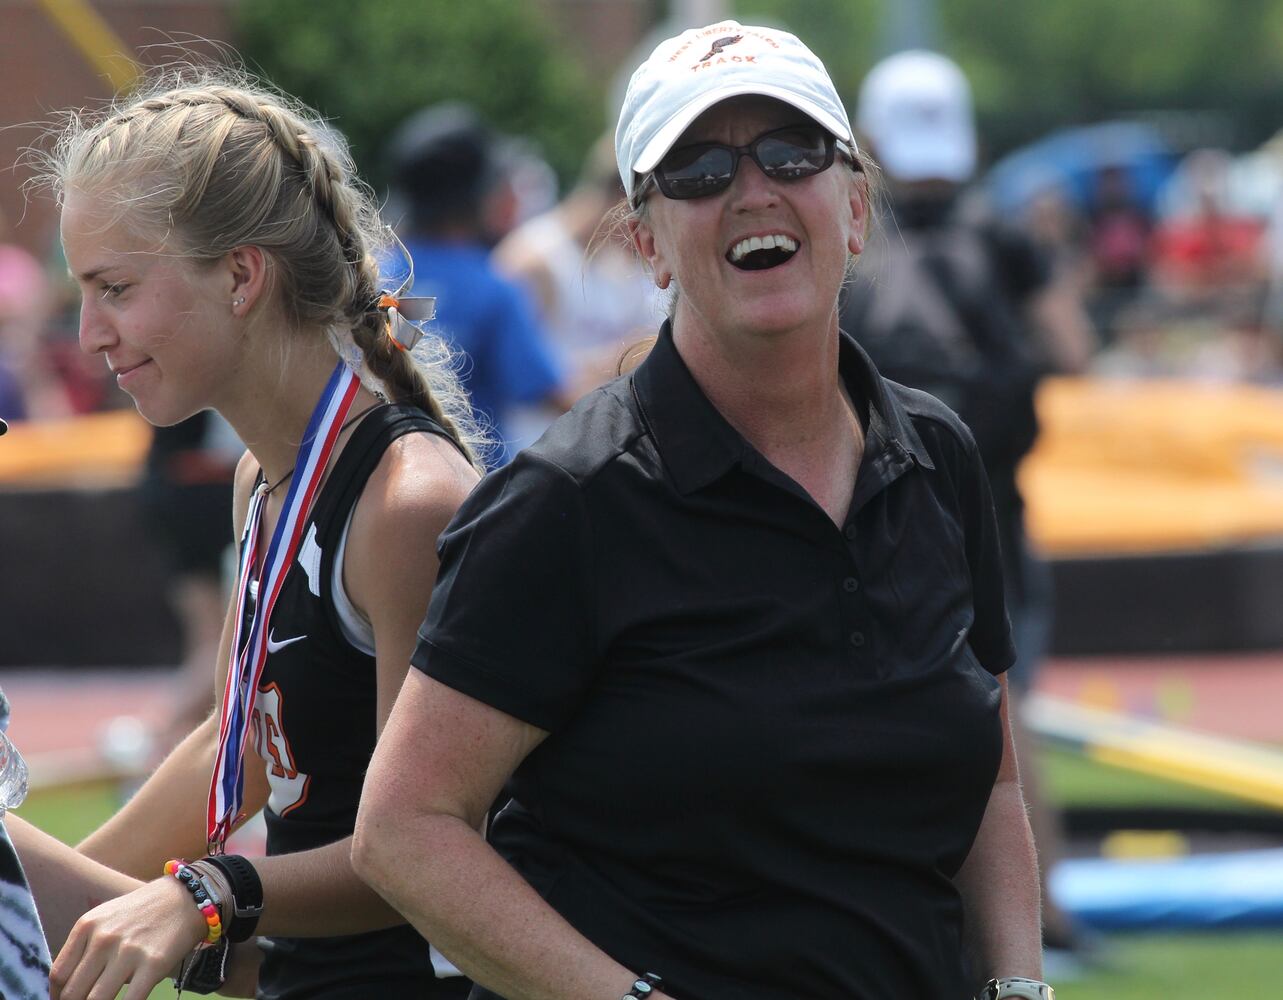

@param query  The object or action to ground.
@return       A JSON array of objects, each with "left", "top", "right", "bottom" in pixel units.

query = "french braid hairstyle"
[{"left": 40, "top": 67, "right": 487, "bottom": 466}]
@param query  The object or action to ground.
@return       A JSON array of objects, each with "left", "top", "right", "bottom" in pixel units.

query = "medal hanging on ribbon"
[{"left": 207, "top": 360, "right": 360, "bottom": 851}]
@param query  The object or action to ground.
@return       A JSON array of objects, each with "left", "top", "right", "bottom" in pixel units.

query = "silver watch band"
[{"left": 978, "top": 976, "right": 1055, "bottom": 1000}]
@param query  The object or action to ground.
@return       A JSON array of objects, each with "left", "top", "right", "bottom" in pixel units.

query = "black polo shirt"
[{"left": 413, "top": 323, "right": 1015, "bottom": 1000}]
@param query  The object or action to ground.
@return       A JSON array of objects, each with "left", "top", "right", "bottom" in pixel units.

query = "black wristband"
[
  {"left": 200, "top": 854, "right": 263, "bottom": 943},
  {"left": 175, "top": 938, "right": 229, "bottom": 995},
  {"left": 622, "top": 972, "right": 663, "bottom": 999}
]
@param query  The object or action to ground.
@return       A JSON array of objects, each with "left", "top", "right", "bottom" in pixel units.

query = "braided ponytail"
[
  {"left": 346, "top": 248, "right": 485, "bottom": 466},
  {"left": 40, "top": 65, "right": 489, "bottom": 467}
]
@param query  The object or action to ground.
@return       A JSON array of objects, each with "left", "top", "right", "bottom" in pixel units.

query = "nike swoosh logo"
[{"left": 266, "top": 629, "right": 307, "bottom": 654}]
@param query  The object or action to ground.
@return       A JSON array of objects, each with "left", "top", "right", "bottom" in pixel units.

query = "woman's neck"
[
  {"left": 673, "top": 309, "right": 851, "bottom": 462},
  {"left": 215, "top": 334, "right": 371, "bottom": 488},
  {"left": 673, "top": 306, "right": 865, "bottom": 526}
]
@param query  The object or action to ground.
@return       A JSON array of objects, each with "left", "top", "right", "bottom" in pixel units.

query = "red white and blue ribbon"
[{"left": 207, "top": 360, "right": 360, "bottom": 850}]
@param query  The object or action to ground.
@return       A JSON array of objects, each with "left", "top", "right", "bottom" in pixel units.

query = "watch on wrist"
[
  {"left": 621, "top": 972, "right": 662, "bottom": 999},
  {"left": 978, "top": 976, "right": 1055, "bottom": 1000},
  {"left": 200, "top": 854, "right": 263, "bottom": 942}
]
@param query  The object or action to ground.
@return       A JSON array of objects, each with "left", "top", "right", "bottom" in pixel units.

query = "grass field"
[
  {"left": 1041, "top": 744, "right": 1276, "bottom": 810},
  {"left": 17, "top": 748, "right": 1283, "bottom": 998}
]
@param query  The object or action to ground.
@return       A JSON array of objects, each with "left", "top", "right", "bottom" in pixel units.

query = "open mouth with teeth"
[{"left": 727, "top": 233, "right": 799, "bottom": 271}]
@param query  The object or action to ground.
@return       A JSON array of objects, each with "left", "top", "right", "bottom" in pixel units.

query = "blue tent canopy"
[{"left": 984, "top": 121, "right": 1179, "bottom": 216}]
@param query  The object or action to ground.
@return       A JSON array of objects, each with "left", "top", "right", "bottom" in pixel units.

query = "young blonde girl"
[{"left": 12, "top": 67, "right": 482, "bottom": 1000}]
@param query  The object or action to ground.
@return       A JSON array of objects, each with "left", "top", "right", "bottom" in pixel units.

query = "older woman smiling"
[{"left": 354, "top": 20, "right": 1052, "bottom": 1000}]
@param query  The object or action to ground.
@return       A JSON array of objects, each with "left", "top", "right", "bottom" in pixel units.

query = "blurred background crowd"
[
  {"left": 3, "top": 1, "right": 1283, "bottom": 995},
  {"left": 4, "top": 0, "right": 1283, "bottom": 436}
]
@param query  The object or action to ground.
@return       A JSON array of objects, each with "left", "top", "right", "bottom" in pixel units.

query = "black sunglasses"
[{"left": 648, "top": 124, "right": 842, "bottom": 201}]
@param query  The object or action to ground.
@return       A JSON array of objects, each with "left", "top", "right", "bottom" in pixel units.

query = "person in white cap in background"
[
  {"left": 843, "top": 49, "right": 1096, "bottom": 979},
  {"left": 355, "top": 21, "right": 1051, "bottom": 1000}
]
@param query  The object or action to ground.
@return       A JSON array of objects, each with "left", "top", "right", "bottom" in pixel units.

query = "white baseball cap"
[
  {"left": 856, "top": 50, "right": 976, "bottom": 183},
  {"left": 615, "top": 20, "right": 855, "bottom": 202}
]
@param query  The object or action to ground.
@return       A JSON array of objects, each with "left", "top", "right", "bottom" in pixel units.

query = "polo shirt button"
[
  {"left": 843, "top": 577, "right": 859, "bottom": 593},
  {"left": 849, "top": 630, "right": 865, "bottom": 648},
  {"left": 844, "top": 525, "right": 856, "bottom": 541}
]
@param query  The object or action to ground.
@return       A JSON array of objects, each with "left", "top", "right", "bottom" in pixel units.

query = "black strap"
[
  {"left": 309, "top": 404, "right": 452, "bottom": 537},
  {"left": 175, "top": 938, "right": 229, "bottom": 996},
  {"left": 202, "top": 854, "right": 263, "bottom": 943},
  {"left": 310, "top": 403, "right": 459, "bottom": 650}
]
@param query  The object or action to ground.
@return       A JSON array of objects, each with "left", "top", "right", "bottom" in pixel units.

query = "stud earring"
[{"left": 233, "top": 297, "right": 246, "bottom": 307}]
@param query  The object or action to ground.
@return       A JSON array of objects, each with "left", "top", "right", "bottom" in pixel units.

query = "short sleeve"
[
  {"left": 957, "top": 435, "right": 1018, "bottom": 675},
  {"left": 491, "top": 281, "right": 563, "bottom": 406},
  {"left": 412, "top": 451, "right": 597, "bottom": 731}
]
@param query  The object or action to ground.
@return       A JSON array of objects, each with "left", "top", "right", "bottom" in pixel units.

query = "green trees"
[
  {"left": 940, "top": 0, "right": 1283, "bottom": 154},
  {"left": 235, "top": 0, "right": 602, "bottom": 189},
  {"left": 739, "top": 0, "right": 1283, "bottom": 157},
  {"left": 236, "top": 0, "right": 1283, "bottom": 186}
]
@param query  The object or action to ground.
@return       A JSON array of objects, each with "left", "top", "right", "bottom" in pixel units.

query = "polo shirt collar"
[
  {"left": 632, "top": 322, "right": 747, "bottom": 495},
  {"left": 837, "top": 331, "right": 935, "bottom": 472},
  {"left": 632, "top": 321, "right": 933, "bottom": 496}
]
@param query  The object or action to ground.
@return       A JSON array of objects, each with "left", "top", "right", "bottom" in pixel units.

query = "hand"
[{"left": 50, "top": 874, "right": 210, "bottom": 1000}]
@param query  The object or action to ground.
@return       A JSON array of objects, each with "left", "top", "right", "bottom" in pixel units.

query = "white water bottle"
[{"left": 0, "top": 728, "right": 28, "bottom": 818}]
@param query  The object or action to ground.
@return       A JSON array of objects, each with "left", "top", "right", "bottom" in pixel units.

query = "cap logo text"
[{"left": 665, "top": 24, "right": 779, "bottom": 65}]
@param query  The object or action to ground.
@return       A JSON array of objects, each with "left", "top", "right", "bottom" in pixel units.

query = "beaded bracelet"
[
  {"left": 164, "top": 859, "right": 223, "bottom": 945},
  {"left": 198, "top": 853, "right": 263, "bottom": 943},
  {"left": 186, "top": 859, "right": 232, "bottom": 913}
]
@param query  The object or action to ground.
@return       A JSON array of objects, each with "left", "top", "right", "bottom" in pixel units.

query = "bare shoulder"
[
  {"left": 493, "top": 228, "right": 545, "bottom": 278},
  {"left": 233, "top": 447, "right": 259, "bottom": 494},
  {"left": 341, "top": 430, "right": 480, "bottom": 626},
  {"left": 494, "top": 232, "right": 556, "bottom": 309},
  {"left": 349, "top": 430, "right": 480, "bottom": 555}
]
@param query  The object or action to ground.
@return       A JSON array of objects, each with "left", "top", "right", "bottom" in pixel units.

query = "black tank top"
[{"left": 242, "top": 404, "right": 470, "bottom": 999}]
